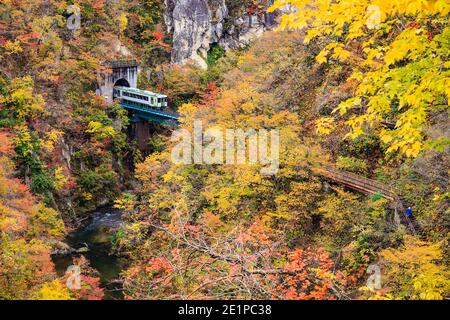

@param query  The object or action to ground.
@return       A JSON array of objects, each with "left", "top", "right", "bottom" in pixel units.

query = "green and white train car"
[{"left": 113, "top": 86, "right": 168, "bottom": 109}]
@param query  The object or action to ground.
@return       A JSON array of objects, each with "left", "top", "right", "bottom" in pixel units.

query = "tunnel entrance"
[{"left": 114, "top": 78, "right": 130, "bottom": 87}]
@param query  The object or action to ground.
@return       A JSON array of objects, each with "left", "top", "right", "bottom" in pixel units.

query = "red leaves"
[
  {"left": 152, "top": 31, "right": 165, "bottom": 42},
  {"left": 146, "top": 256, "right": 173, "bottom": 274},
  {"left": 0, "top": 20, "right": 8, "bottom": 46},
  {"left": 17, "top": 31, "right": 40, "bottom": 47},
  {"left": 0, "top": 131, "right": 14, "bottom": 156},
  {"left": 146, "top": 31, "right": 170, "bottom": 51},
  {"left": 407, "top": 21, "right": 434, "bottom": 41},
  {"left": 18, "top": 31, "right": 40, "bottom": 42},
  {"left": 198, "top": 82, "right": 219, "bottom": 108},
  {"left": 276, "top": 248, "right": 340, "bottom": 300},
  {"left": 79, "top": 275, "right": 104, "bottom": 300},
  {"left": 407, "top": 21, "right": 421, "bottom": 29}
]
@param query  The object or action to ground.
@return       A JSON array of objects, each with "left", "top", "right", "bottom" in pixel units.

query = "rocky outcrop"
[
  {"left": 165, "top": 0, "right": 212, "bottom": 69},
  {"left": 218, "top": 12, "right": 274, "bottom": 51},
  {"left": 50, "top": 241, "right": 90, "bottom": 256},
  {"left": 164, "top": 0, "right": 280, "bottom": 69}
]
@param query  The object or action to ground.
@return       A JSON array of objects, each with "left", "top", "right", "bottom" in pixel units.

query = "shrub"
[{"left": 336, "top": 156, "right": 368, "bottom": 175}]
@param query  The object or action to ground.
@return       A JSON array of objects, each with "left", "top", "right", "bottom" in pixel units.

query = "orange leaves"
[
  {"left": 0, "top": 238, "right": 55, "bottom": 299},
  {"left": 277, "top": 248, "right": 340, "bottom": 300},
  {"left": 0, "top": 130, "right": 66, "bottom": 299},
  {"left": 202, "top": 210, "right": 225, "bottom": 233},
  {"left": 139, "top": 30, "right": 171, "bottom": 52},
  {"left": 91, "top": 0, "right": 106, "bottom": 11},
  {"left": 146, "top": 256, "right": 174, "bottom": 274},
  {"left": 0, "top": 130, "right": 14, "bottom": 156},
  {"left": 198, "top": 82, "right": 219, "bottom": 108},
  {"left": 240, "top": 217, "right": 274, "bottom": 246},
  {"left": 150, "top": 31, "right": 170, "bottom": 50},
  {"left": 151, "top": 31, "right": 165, "bottom": 42},
  {"left": 17, "top": 31, "right": 40, "bottom": 42},
  {"left": 78, "top": 275, "right": 104, "bottom": 300}
]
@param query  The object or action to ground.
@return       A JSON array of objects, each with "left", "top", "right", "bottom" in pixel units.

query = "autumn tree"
[
  {"left": 375, "top": 236, "right": 450, "bottom": 300},
  {"left": 271, "top": 0, "right": 450, "bottom": 158}
]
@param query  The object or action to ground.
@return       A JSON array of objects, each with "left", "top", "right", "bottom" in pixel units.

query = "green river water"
[{"left": 52, "top": 207, "right": 127, "bottom": 300}]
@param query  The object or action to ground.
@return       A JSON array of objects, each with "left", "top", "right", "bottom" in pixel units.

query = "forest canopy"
[{"left": 0, "top": 0, "right": 449, "bottom": 301}]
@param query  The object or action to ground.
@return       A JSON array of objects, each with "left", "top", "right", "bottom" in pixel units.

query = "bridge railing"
[
  {"left": 119, "top": 101, "right": 180, "bottom": 120},
  {"left": 311, "top": 165, "right": 418, "bottom": 234}
]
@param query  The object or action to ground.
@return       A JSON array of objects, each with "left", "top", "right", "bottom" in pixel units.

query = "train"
[{"left": 113, "top": 86, "right": 168, "bottom": 109}]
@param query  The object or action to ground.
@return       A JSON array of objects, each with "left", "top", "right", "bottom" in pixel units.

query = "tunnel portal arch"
[
  {"left": 97, "top": 60, "right": 138, "bottom": 102},
  {"left": 114, "top": 78, "right": 130, "bottom": 87}
]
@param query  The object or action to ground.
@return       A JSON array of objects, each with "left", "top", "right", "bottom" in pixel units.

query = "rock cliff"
[{"left": 164, "top": 0, "right": 279, "bottom": 69}]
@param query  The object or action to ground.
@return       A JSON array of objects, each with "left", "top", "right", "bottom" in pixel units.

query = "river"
[{"left": 52, "top": 207, "right": 127, "bottom": 300}]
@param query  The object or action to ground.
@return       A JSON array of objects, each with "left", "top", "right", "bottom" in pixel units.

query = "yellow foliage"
[
  {"left": 118, "top": 13, "right": 128, "bottom": 34},
  {"left": 82, "top": 192, "right": 93, "bottom": 201},
  {"left": 54, "top": 166, "right": 68, "bottom": 191},
  {"left": 42, "top": 130, "right": 63, "bottom": 153},
  {"left": 3, "top": 40, "right": 23, "bottom": 54},
  {"left": 34, "top": 280, "right": 72, "bottom": 300},
  {"left": 379, "top": 236, "right": 450, "bottom": 300},
  {"left": 272, "top": 0, "right": 450, "bottom": 158},
  {"left": 315, "top": 117, "right": 335, "bottom": 135},
  {"left": 0, "top": 76, "right": 45, "bottom": 121},
  {"left": 85, "top": 121, "right": 115, "bottom": 140}
]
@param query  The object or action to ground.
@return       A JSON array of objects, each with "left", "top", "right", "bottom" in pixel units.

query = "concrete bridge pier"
[{"left": 132, "top": 120, "right": 151, "bottom": 152}]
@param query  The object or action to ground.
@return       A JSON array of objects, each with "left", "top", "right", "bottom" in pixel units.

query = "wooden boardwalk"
[{"left": 311, "top": 166, "right": 419, "bottom": 234}]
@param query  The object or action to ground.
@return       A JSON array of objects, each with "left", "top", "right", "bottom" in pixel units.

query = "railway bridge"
[
  {"left": 97, "top": 60, "right": 179, "bottom": 124},
  {"left": 97, "top": 60, "right": 180, "bottom": 150}
]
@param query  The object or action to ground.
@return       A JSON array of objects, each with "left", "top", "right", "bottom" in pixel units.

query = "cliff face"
[
  {"left": 165, "top": 0, "right": 212, "bottom": 69},
  {"left": 164, "top": 0, "right": 279, "bottom": 69}
]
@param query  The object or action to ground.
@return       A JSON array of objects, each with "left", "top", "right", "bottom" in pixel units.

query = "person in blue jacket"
[{"left": 406, "top": 207, "right": 412, "bottom": 218}]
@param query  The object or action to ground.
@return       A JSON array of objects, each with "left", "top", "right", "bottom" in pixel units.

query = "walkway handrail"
[{"left": 311, "top": 165, "right": 418, "bottom": 234}]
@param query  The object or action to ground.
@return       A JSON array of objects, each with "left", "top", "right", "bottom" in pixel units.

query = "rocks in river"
[
  {"left": 76, "top": 246, "right": 90, "bottom": 253},
  {"left": 51, "top": 241, "right": 73, "bottom": 256},
  {"left": 51, "top": 241, "right": 89, "bottom": 256}
]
